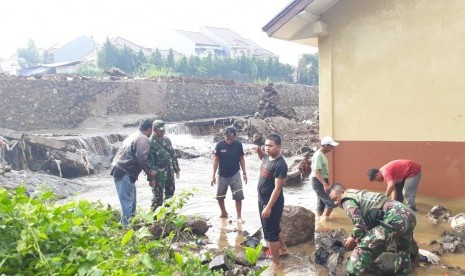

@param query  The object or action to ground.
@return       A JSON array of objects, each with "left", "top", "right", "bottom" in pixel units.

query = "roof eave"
[
  {"left": 262, "top": 0, "right": 315, "bottom": 37},
  {"left": 263, "top": 0, "right": 340, "bottom": 47}
]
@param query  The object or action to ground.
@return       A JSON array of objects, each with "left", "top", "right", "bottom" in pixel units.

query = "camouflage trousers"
[
  {"left": 347, "top": 203, "right": 416, "bottom": 276},
  {"left": 151, "top": 168, "right": 175, "bottom": 211}
]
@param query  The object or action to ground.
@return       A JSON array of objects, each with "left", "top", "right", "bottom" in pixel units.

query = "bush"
[
  {"left": 0, "top": 187, "right": 217, "bottom": 275},
  {"left": 75, "top": 63, "right": 105, "bottom": 77},
  {"left": 138, "top": 64, "right": 180, "bottom": 78}
]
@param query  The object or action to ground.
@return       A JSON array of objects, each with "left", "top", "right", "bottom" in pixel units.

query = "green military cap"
[{"left": 153, "top": 120, "right": 165, "bottom": 130}]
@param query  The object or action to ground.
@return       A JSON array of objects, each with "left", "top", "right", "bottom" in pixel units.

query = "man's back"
[
  {"left": 381, "top": 160, "right": 421, "bottom": 183},
  {"left": 112, "top": 132, "right": 150, "bottom": 179}
]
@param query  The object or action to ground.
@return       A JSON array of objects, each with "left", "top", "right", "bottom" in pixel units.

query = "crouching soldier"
[{"left": 327, "top": 183, "right": 416, "bottom": 275}]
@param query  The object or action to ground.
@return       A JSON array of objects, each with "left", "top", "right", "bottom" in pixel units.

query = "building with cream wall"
[{"left": 264, "top": 0, "right": 465, "bottom": 198}]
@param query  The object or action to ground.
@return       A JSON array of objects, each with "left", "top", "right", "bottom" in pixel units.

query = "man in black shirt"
[
  {"left": 256, "top": 134, "right": 289, "bottom": 269},
  {"left": 211, "top": 127, "right": 247, "bottom": 221}
]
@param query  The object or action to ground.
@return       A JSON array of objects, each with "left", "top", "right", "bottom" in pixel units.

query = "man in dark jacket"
[
  {"left": 328, "top": 183, "right": 416, "bottom": 275},
  {"left": 110, "top": 118, "right": 156, "bottom": 226}
]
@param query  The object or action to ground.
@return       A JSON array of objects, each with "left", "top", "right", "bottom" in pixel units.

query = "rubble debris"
[
  {"left": 255, "top": 83, "right": 297, "bottom": 120},
  {"left": 426, "top": 205, "right": 452, "bottom": 224}
]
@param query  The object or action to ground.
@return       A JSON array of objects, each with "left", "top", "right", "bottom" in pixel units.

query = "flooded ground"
[{"left": 73, "top": 132, "right": 465, "bottom": 275}]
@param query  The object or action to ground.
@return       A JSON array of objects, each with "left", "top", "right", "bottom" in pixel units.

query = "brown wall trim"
[{"left": 330, "top": 141, "right": 465, "bottom": 198}]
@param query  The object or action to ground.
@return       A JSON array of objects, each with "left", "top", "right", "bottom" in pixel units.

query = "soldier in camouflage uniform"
[
  {"left": 148, "top": 120, "right": 180, "bottom": 210},
  {"left": 328, "top": 183, "right": 416, "bottom": 276}
]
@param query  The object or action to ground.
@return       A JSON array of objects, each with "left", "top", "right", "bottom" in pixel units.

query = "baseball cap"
[
  {"left": 321, "top": 136, "right": 339, "bottom": 146},
  {"left": 138, "top": 118, "right": 153, "bottom": 131},
  {"left": 153, "top": 120, "right": 165, "bottom": 130}
]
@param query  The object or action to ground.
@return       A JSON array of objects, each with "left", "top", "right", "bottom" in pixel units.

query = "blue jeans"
[{"left": 114, "top": 174, "right": 137, "bottom": 226}]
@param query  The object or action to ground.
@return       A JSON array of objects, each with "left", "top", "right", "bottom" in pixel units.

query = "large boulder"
[
  {"left": 45, "top": 150, "right": 95, "bottom": 178},
  {"left": 183, "top": 216, "right": 209, "bottom": 236},
  {"left": 281, "top": 205, "right": 315, "bottom": 246}
]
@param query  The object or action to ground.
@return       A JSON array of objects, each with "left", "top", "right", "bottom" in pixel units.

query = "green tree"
[
  {"left": 140, "top": 53, "right": 297, "bottom": 84},
  {"left": 117, "top": 46, "right": 137, "bottom": 74},
  {"left": 187, "top": 56, "right": 201, "bottom": 76},
  {"left": 166, "top": 49, "right": 175, "bottom": 69},
  {"left": 296, "top": 53, "right": 319, "bottom": 85},
  {"left": 150, "top": 48, "right": 164, "bottom": 68},
  {"left": 97, "top": 38, "right": 119, "bottom": 69},
  {"left": 17, "top": 39, "right": 40, "bottom": 68},
  {"left": 175, "top": 56, "right": 188, "bottom": 75},
  {"left": 135, "top": 50, "right": 147, "bottom": 69}
]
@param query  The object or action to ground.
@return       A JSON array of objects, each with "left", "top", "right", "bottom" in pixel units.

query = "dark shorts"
[
  {"left": 259, "top": 197, "right": 284, "bottom": 242},
  {"left": 311, "top": 177, "right": 337, "bottom": 212}
]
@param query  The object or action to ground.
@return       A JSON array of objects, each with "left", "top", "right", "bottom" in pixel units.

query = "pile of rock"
[
  {"left": 210, "top": 205, "right": 315, "bottom": 274},
  {"left": 426, "top": 205, "right": 465, "bottom": 255},
  {"left": 254, "top": 83, "right": 297, "bottom": 120},
  {"left": 311, "top": 229, "right": 348, "bottom": 276}
]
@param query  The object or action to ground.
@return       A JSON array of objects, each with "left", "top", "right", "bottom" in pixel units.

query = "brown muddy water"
[{"left": 73, "top": 132, "right": 465, "bottom": 276}]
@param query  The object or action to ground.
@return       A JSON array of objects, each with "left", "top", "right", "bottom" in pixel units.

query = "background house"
[
  {"left": 173, "top": 30, "right": 223, "bottom": 57},
  {"left": 264, "top": 0, "right": 465, "bottom": 198},
  {"left": 202, "top": 26, "right": 276, "bottom": 59},
  {"left": 171, "top": 27, "right": 276, "bottom": 59},
  {"left": 110, "top": 36, "right": 152, "bottom": 56},
  {"left": 53, "top": 35, "right": 98, "bottom": 65},
  {"left": 110, "top": 36, "right": 184, "bottom": 61}
]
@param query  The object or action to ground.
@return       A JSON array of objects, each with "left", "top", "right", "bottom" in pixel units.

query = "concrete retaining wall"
[{"left": 0, "top": 75, "right": 318, "bottom": 131}]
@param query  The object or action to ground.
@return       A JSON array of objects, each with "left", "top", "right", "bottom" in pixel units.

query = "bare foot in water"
[
  {"left": 269, "top": 262, "right": 284, "bottom": 273},
  {"left": 237, "top": 218, "right": 245, "bottom": 224},
  {"left": 279, "top": 248, "right": 290, "bottom": 257},
  {"left": 220, "top": 213, "right": 228, "bottom": 218}
]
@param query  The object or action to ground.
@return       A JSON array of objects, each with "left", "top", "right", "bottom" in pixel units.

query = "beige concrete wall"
[{"left": 319, "top": 0, "right": 465, "bottom": 142}]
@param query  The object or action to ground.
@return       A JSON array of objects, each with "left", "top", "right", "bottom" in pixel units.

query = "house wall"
[
  {"left": 202, "top": 28, "right": 231, "bottom": 57},
  {"left": 170, "top": 33, "right": 196, "bottom": 57},
  {"left": 319, "top": 0, "right": 465, "bottom": 197}
]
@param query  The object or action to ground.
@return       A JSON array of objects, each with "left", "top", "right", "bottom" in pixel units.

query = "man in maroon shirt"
[{"left": 367, "top": 159, "right": 422, "bottom": 211}]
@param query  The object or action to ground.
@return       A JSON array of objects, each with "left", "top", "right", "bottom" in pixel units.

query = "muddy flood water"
[{"left": 73, "top": 131, "right": 465, "bottom": 275}]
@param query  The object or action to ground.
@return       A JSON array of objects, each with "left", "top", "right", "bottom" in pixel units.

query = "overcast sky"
[{"left": 0, "top": 0, "right": 317, "bottom": 66}]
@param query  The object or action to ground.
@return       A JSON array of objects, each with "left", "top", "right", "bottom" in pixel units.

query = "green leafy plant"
[
  {"left": 244, "top": 243, "right": 263, "bottom": 266},
  {"left": 0, "top": 186, "right": 218, "bottom": 275}
]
